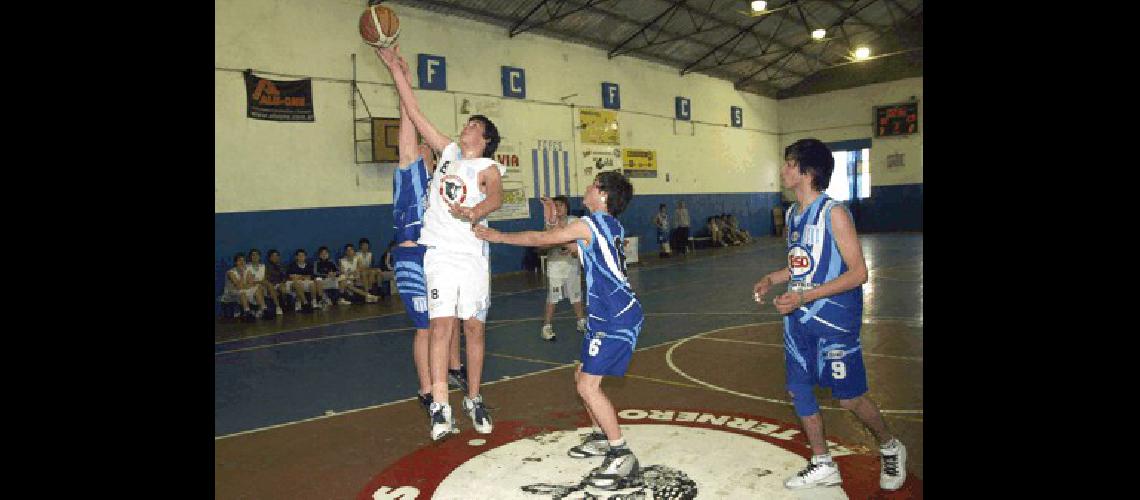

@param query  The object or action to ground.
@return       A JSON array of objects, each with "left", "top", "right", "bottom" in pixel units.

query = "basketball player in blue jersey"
[
  {"left": 388, "top": 53, "right": 466, "bottom": 421},
  {"left": 376, "top": 46, "right": 504, "bottom": 442},
  {"left": 475, "top": 171, "right": 643, "bottom": 491},
  {"left": 753, "top": 139, "right": 907, "bottom": 491}
]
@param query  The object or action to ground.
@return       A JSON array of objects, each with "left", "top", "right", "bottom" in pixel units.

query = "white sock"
[
  {"left": 811, "top": 454, "right": 833, "bottom": 464},
  {"left": 880, "top": 438, "right": 899, "bottom": 450},
  {"left": 608, "top": 437, "right": 626, "bottom": 448}
]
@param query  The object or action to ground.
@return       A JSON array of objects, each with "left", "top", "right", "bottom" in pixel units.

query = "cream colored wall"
[
  {"left": 777, "top": 77, "right": 923, "bottom": 196},
  {"left": 215, "top": 0, "right": 782, "bottom": 214}
]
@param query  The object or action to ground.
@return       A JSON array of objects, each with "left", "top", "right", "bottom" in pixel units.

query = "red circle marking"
[{"left": 357, "top": 408, "right": 922, "bottom": 499}]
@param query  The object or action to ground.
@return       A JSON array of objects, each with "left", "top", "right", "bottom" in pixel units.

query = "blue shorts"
[
  {"left": 783, "top": 315, "right": 868, "bottom": 400},
  {"left": 393, "top": 245, "right": 429, "bottom": 329},
  {"left": 580, "top": 321, "right": 641, "bottom": 376},
  {"left": 656, "top": 229, "right": 668, "bottom": 244}
]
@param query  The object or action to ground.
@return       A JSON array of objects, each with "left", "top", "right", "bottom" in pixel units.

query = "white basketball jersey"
[
  {"left": 418, "top": 142, "right": 506, "bottom": 255},
  {"left": 339, "top": 257, "right": 358, "bottom": 274}
]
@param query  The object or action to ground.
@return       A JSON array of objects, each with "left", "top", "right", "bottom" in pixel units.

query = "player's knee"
[{"left": 788, "top": 384, "right": 819, "bottom": 417}]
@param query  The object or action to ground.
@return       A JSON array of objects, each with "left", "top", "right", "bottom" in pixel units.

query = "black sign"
[
  {"left": 243, "top": 70, "right": 314, "bottom": 122},
  {"left": 873, "top": 102, "right": 917, "bottom": 137}
]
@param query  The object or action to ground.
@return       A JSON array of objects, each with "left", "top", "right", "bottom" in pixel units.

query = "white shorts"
[
  {"left": 424, "top": 247, "right": 490, "bottom": 321},
  {"left": 316, "top": 276, "right": 341, "bottom": 290},
  {"left": 547, "top": 272, "right": 582, "bottom": 304}
]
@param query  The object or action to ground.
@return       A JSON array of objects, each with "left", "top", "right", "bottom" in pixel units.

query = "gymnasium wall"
[
  {"left": 777, "top": 77, "right": 923, "bottom": 232},
  {"left": 215, "top": 0, "right": 787, "bottom": 286}
]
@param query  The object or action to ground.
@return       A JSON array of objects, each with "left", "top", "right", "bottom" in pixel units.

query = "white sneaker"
[
  {"left": 540, "top": 324, "right": 556, "bottom": 341},
  {"left": 586, "top": 447, "right": 640, "bottom": 490},
  {"left": 576, "top": 317, "right": 587, "bottom": 333},
  {"left": 294, "top": 301, "right": 302, "bottom": 312},
  {"left": 880, "top": 439, "right": 907, "bottom": 490},
  {"left": 337, "top": 298, "right": 352, "bottom": 306},
  {"left": 784, "top": 456, "right": 842, "bottom": 489},
  {"left": 462, "top": 394, "right": 493, "bottom": 434},
  {"left": 429, "top": 402, "right": 456, "bottom": 441},
  {"left": 276, "top": 306, "right": 284, "bottom": 316}
]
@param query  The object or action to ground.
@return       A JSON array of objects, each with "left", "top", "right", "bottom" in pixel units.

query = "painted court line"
[
  {"left": 696, "top": 336, "right": 924, "bottom": 362},
  {"left": 665, "top": 322, "right": 923, "bottom": 415}
]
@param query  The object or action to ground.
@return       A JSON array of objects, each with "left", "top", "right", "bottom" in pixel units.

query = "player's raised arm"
[
  {"left": 474, "top": 219, "right": 592, "bottom": 248},
  {"left": 397, "top": 103, "right": 417, "bottom": 167},
  {"left": 374, "top": 45, "right": 452, "bottom": 153}
]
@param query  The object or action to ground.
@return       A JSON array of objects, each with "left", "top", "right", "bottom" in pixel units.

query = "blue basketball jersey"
[
  {"left": 393, "top": 157, "right": 429, "bottom": 243},
  {"left": 785, "top": 194, "right": 862, "bottom": 333},
  {"left": 576, "top": 212, "right": 644, "bottom": 344}
]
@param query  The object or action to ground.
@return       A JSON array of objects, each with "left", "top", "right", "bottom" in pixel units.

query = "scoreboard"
[{"left": 874, "top": 102, "right": 918, "bottom": 137}]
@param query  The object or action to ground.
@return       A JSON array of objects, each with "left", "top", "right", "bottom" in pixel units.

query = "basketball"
[{"left": 359, "top": 5, "right": 400, "bottom": 48}]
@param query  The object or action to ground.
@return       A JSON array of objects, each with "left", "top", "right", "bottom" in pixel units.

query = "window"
[{"left": 826, "top": 147, "right": 871, "bottom": 201}]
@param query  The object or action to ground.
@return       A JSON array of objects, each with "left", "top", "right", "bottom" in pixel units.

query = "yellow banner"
[
  {"left": 622, "top": 148, "right": 657, "bottom": 178},
  {"left": 579, "top": 108, "right": 620, "bottom": 145}
]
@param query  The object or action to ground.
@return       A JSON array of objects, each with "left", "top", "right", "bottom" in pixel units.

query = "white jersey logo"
[{"left": 787, "top": 245, "right": 814, "bottom": 279}]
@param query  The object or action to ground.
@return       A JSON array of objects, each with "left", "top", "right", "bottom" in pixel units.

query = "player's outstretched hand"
[
  {"left": 773, "top": 292, "right": 803, "bottom": 315},
  {"left": 753, "top": 277, "right": 771, "bottom": 303},
  {"left": 472, "top": 225, "right": 499, "bottom": 243}
]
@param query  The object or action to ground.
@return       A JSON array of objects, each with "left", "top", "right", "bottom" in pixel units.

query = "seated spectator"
[
  {"left": 287, "top": 249, "right": 320, "bottom": 312},
  {"left": 222, "top": 253, "right": 265, "bottom": 319},
  {"left": 244, "top": 249, "right": 282, "bottom": 317},
  {"left": 340, "top": 243, "right": 378, "bottom": 303},
  {"left": 314, "top": 246, "right": 342, "bottom": 307},
  {"left": 726, "top": 214, "right": 752, "bottom": 243},
  {"left": 357, "top": 238, "right": 378, "bottom": 292},
  {"left": 263, "top": 249, "right": 287, "bottom": 315}
]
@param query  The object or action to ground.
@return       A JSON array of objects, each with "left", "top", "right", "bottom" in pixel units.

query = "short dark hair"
[
  {"left": 317, "top": 246, "right": 329, "bottom": 256},
  {"left": 358, "top": 237, "right": 371, "bottom": 247},
  {"left": 552, "top": 195, "right": 569, "bottom": 209},
  {"left": 294, "top": 248, "right": 306, "bottom": 256},
  {"left": 469, "top": 115, "right": 500, "bottom": 158},
  {"left": 233, "top": 252, "right": 245, "bottom": 262},
  {"left": 268, "top": 249, "right": 280, "bottom": 258},
  {"left": 344, "top": 243, "right": 354, "bottom": 252},
  {"left": 595, "top": 171, "right": 633, "bottom": 216},
  {"left": 247, "top": 248, "right": 260, "bottom": 259},
  {"left": 659, "top": 203, "right": 667, "bottom": 210},
  {"left": 784, "top": 138, "right": 834, "bottom": 191}
]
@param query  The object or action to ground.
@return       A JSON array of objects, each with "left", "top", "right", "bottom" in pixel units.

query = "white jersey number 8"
[{"left": 588, "top": 338, "right": 602, "bottom": 357}]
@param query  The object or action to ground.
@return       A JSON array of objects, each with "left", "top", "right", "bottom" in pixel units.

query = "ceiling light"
[
  {"left": 854, "top": 46, "right": 871, "bottom": 60},
  {"left": 751, "top": 1, "right": 767, "bottom": 12},
  {"left": 811, "top": 28, "right": 826, "bottom": 40}
]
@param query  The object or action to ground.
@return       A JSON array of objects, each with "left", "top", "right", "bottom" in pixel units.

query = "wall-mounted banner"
[
  {"left": 579, "top": 108, "right": 620, "bottom": 145},
  {"left": 622, "top": 148, "right": 658, "bottom": 178},
  {"left": 531, "top": 139, "right": 571, "bottom": 198},
  {"left": 494, "top": 141, "right": 522, "bottom": 177},
  {"left": 501, "top": 66, "right": 526, "bottom": 99},
  {"left": 675, "top": 96, "right": 691, "bottom": 121},
  {"left": 489, "top": 181, "right": 531, "bottom": 221},
  {"left": 418, "top": 54, "right": 447, "bottom": 91},
  {"left": 601, "top": 82, "right": 621, "bottom": 110},
  {"left": 731, "top": 106, "right": 743, "bottom": 127},
  {"left": 581, "top": 145, "right": 622, "bottom": 176},
  {"left": 243, "top": 70, "right": 313, "bottom": 122}
]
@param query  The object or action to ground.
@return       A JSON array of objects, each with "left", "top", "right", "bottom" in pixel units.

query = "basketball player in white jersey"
[
  {"left": 539, "top": 196, "right": 586, "bottom": 341},
  {"left": 375, "top": 45, "right": 504, "bottom": 441}
]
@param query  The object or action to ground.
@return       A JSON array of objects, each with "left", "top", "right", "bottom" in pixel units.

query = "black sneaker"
[
  {"left": 448, "top": 365, "right": 469, "bottom": 392},
  {"left": 417, "top": 392, "right": 433, "bottom": 418},
  {"left": 586, "top": 446, "right": 640, "bottom": 490}
]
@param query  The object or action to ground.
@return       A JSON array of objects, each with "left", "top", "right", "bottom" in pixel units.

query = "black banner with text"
[{"left": 243, "top": 70, "right": 314, "bottom": 122}]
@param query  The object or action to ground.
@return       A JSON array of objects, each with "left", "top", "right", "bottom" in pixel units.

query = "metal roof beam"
[
  {"left": 509, "top": 0, "right": 614, "bottom": 37},
  {"left": 607, "top": 0, "right": 686, "bottom": 58},
  {"left": 735, "top": 0, "right": 880, "bottom": 88}
]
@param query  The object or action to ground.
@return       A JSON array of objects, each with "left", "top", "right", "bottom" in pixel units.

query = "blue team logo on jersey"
[
  {"left": 787, "top": 244, "right": 814, "bottom": 279},
  {"left": 790, "top": 231, "right": 799, "bottom": 243}
]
